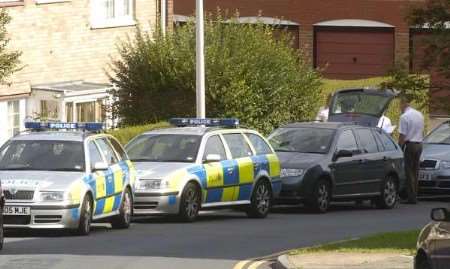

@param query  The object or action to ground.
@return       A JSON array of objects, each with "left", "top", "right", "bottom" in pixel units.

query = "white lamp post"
[{"left": 196, "top": 0, "right": 206, "bottom": 118}]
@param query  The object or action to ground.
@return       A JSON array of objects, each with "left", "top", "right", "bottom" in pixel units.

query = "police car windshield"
[
  {"left": 269, "top": 127, "right": 335, "bottom": 154},
  {"left": 0, "top": 140, "right": 85, "bottom": 172},
  {"left": 126, "top": 134, "right": 201, "bottom": 163}
]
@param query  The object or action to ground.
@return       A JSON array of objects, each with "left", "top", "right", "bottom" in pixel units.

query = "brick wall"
[
  {"left": 174, "top": 0, "right": 425, "bottom": 69},
  {"left": 1, "top": 0, "right": 157, "bottom": 94}
]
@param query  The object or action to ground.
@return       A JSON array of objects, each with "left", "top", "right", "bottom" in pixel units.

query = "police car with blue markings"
[
  {"left": 0, "top": 122, "right": 136, "bottom": 235},
  {"left": 125, "top": 118, "right": 281, "bottom": 222}
]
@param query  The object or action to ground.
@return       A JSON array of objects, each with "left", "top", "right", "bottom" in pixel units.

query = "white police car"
[
  {"left": 0, "top": 122, "right": 136, "bottom": 235},
  {"left": 125, "top": 118, "right": 281, "bottom": 222}
]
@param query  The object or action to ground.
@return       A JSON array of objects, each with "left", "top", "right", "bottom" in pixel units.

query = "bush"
[
  {"left": 110, "top": 14, "right": 322, "bottom": 134},
  {"left": 107, "top": 122, "right": 170, "bottom": 145}
]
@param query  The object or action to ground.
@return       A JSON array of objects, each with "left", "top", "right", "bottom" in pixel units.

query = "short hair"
[{"left": 399, "top": 95, "right": 412, "bottom": 104}]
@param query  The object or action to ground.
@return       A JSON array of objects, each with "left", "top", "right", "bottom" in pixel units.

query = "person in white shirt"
[
  {"left": 315, "top": 94, "right": 332, "bottom": 122},
  {"left": 398, "top": 97, "right": 424, "bottom": 204}
]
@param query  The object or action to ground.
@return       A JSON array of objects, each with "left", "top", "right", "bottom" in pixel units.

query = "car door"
[
  {"left": 435, "top": 220, "right": 450, "bottom": 269},
  {"left": 330, "top": 129, "right": 364, "bottom": 196},
  {"left": 93, "top": 138, "right": 120, "bottom": 216},
  {"left": 354, "top": 128, "right": 385, "bottom": 194},
  {"left": 202, "top": 135, "right": 228, "bottom": 203},
  {"left": 222, "top": 133, "right": 255, "bottom": 201}
]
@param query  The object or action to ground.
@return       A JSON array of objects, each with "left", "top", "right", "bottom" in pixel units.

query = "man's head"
[{"left": 400, "top": 96, "right": 411, "bottom": 113}]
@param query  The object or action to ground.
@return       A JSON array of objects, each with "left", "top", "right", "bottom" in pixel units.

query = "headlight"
[
  {"left": 441, "top": 161, "right": 450, "bottom": 169},
  {"left": 136, "top": 179, "right": 170, "bottom": 190},
  {"left": 39, "top": 191, "right": 65, "bottom": 201},
  {"left": 280, "top": 168, "right": 304, "bottom": 178}
]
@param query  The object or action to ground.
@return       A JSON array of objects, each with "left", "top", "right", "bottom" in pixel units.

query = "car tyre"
[
  {"left": 111, "top": 188, "right": 132, "bottom": 229},
  {"left": 75, "top": 194, "right": 93, "bottom": 236},
  {"left": 0, "top": 216, "right": 3, "bottom": 251},
  {"left": 246, "top": 180, "right": 272, "bottom": 218},
  {"left": 415, "top": 255, "right": 432, "bottom": 269},
  {"left": 375, "top": 175, "right": 398, "bottom": 209},
  {"left": 178, "top": 182, "right": 201, "bottom": 222},
  {"left": 306, "top": 179, "right": 331, "bottom": 213}
]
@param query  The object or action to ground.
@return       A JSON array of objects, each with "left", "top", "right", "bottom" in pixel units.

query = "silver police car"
[
  {"left": 0, "top": 122, "right": 136, "bottom": 235},
  {"left": 125, "top": 118, "right": 282, "bottom": 222}
]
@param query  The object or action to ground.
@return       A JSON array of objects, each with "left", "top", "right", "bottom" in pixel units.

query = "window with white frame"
[
  {"left": 7, "top": 100, "right": 20, "bottom": 137},
  {"left": 91, "top": 0, "right": 135, "bottom": 29}
]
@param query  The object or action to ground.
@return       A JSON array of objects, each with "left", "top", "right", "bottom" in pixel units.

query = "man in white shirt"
[
  {"left": 377, "top": 115, "right": 395, "bottom": 135},
  {"left": 398, "top": 97, "right": 424, "bottom": 204}
]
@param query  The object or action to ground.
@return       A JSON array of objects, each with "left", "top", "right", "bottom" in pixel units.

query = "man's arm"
[{"left": 398, "top": 133, "right": 406, "bottom": 147}]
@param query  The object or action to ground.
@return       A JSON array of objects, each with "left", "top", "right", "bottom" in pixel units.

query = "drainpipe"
[{"left": 161, "top": 0, "right": 166, "bottom": 36}]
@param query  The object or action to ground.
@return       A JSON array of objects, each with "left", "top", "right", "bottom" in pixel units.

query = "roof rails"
[
  {"left": 24, "top": 122, "right": 105, "bottom": 133},
  {"left": 170, "top": 118, "right": 240, "bottom": 128}
]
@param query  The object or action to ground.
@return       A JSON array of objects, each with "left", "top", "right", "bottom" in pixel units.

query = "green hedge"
[{"left": 107, "top": 122, "right": 170, "bottom": 145}]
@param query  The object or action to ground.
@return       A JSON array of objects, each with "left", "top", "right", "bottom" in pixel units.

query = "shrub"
[
  {"left": 107, "top": 122, "right": 170, "bottom": 145},
  {"left": 109, "top": 14, "right": 322, "bottom": 134}
]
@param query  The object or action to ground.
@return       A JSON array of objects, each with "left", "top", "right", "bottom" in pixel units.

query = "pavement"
[
  {"left": 276, "top": 253, "right": 413, "bottom": 269},
  {"left": 1, "top": 200, "right": 447, "bottom": 269}
]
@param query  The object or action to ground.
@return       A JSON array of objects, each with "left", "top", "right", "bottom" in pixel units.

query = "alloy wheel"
[
  {"left": 384, "top": 179, "right": 397, "bottom": 207},
  {"left": 317, "top": 183, "right": 329, "bottom": 211},
  {"left": 184, "top": 188, "right": 199, "bottom": 219},
  {"left": 255, "top": 183, "right": 271, "bottom": 214}
]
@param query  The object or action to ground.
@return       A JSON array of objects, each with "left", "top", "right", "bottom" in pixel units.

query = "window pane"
[
  {"left": 7, "top": 100, "right": 20, "bottom": 137},
  {"left": 89, "top": 141, "right": 104, "bottom": 168},
  {"left": 247, "top": 133, "right": 272, "bottom": 155},
  {"left": 269, "top": 128, "right": 335, "bottom": 154},
  {"left": 96, "top": 138, "right": 118, "bottom": 165},
  {"left": 40, "top": 100, "right": 59, "bottom": 120},
  {"left": 203, "top": 135, "right": 227, "bottom": 161},
  {"left": 355, "top": 129, "right": 378, "bottom": 153},
  {"left": 66, "top": 102, "right": 73, "bottom": 122},
  {"left": 223, "top": 133, "right": 253, "bottom": 159},
  {"left": 109, "top": 137, "right": 127, "bottom": 160},
  {"left": 336, "top": 130, "right": 358, "bottom": 152},
  {"left": 76, "top": 102, "right": 96, "bottom": 122},
  {"left": 380, "top": 132, "right": 397, "bottom": 151}
]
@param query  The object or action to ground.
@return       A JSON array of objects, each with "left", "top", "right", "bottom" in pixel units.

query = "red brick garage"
[{"left": 314, "top": 20, "right": 395, "bottom": 79}]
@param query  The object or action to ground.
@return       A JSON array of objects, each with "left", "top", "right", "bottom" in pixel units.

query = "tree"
[
  {"left": 408, "top": 0, "right": 450, "bottom": 78},
  {"left": 0, "top": 9, "right": 20, "bottom": 83},
  {"left": 109, "top": 16, "right": 322, "bottom": 134}
]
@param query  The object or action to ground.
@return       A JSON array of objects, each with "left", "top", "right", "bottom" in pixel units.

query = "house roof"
[
  {"left": 0, "top": 81, "right": 31, "bottom": 100},
  {"left": 32, "top": 81, "right": 112, "bottom": 93}
]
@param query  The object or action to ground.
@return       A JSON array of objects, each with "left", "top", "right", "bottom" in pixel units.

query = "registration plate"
[
  {"left": 419, "top": 171, "right": 433, "bottom": 181},
  {"left": 3, "top": 206, "right": 31, "bottom": 215}
]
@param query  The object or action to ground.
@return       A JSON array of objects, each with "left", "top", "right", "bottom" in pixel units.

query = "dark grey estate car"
[
  {"left": 419, "top": 121, "right": 450, "bottom": 196},
  {"left": 269, "top": 122, "right": 405, "bottom": 213}
]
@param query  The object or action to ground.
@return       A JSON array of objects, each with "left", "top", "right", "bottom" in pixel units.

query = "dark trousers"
[{"left": 404, "top": 142, "right": 423, "bottom": 202}]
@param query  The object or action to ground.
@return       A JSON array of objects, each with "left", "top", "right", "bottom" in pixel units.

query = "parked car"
[
  {"left": 418, "top": 121, "right": 450, "bottom": 196},
  {"left": 0, "top": 180, "right": 4, "bottom": 250},
  {"left": 269, "top": 88, "right": 405, "bottom": 213},
  {"left": 0, "top": 122, "right": 136, "bottom": 235},
  {"left": 415, "top": 207, "right": 450, "bottom": 269},
  {"left": 125, "top": 118, "right": 281, "bottom": 222}
]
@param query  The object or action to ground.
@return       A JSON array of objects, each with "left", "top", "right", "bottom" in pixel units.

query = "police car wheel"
[
  {"left": 306, "top": 179, "right": 331, "bottom": 213},
  {"left": 111, "top": 188, "right": 132, "bottom": 229},
  {"left": 0, "top": 219, "right": 3, "bottom": 251},
  {"left": 178, "top": 182, "right": 201, "bottom": 222},
  {"left": 76, "top": 195, "right": 93, "bottom": 236},
  {"left": 375, "top": 175, "right": 398, "bottom": 209},
  {"left": 246, "top": 180, "right": 272, "bottom": 218}
]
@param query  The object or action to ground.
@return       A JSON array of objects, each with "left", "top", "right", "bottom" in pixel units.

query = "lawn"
[{"left": 290, "top": 230, "right": 420, "bottom": 256}]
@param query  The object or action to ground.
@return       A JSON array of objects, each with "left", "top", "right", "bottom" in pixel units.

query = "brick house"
[
  {"left": 0, "top": 0, "right": 173, "bottom": 145},
  {"left": 174, "top": 0, "right": 449, "bottom": 120}
]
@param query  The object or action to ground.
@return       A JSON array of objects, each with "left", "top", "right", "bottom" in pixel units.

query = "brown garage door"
[{"left": 315, "top": 27, "right": 394, "bottom": 79}]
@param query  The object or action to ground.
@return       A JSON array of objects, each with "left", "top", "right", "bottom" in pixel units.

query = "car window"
[
  {"left": 126, "top": 134, "right": 201, "bottom": 163},
  {"left": 336, "top": 130, "right": 359, "bottom": 152},
  {"left": 202, "top": 135, "right": 227, "bottom": 161},
  {"left": 0, "top": 140, "right": 85, "bottom": 172},
  {"left": 96, "top": 138, "right": 118, "bottom": 165},
  {"left": 379, "top": 131, "right": 397, "bottom": 151},
  {"left": 109, "top": 137, "right": 127, "bottom": 161},
  {"left": 269, "top": 127, "right": 335, "bottom": 154},
  {"left": 355, "top": 128, "right": 379, "bottom": 153},
  {"left": 89, "top": 141, "right": 105, "bottom": 169},
  {"left": 246, "top": 133, "right": 273, "bottom": 155},
  {"left": 223, "top": 133, "right": 253, "bottom": 158}
]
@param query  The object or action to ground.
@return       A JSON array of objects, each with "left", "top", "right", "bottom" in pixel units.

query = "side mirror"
[
  {"left": 204, "top": 154, "right": 221, "bottom": 163},
  {"left": 431, "top": 208, "right": 450, "bottom": 222},
  {"left": 93, "top": 162, "right": 109, "bottom": 172},
  {"left": 333, "top": 149, "right": 353, "bottom": 161}
]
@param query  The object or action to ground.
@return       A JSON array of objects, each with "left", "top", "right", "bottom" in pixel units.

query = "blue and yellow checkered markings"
[
  {"left": 222, "top": 159, "right": 239, "bottom": 185},
  {"left": 187, "top": 166, "right": 207, "bottom": 188},
  {"left": 251, "top": 155, "right": 270, "bottom": 176},
  {"left": 266, "top": 154, "right": 281, "bottom": 178},
  {"left": 238, "top": 184, "right": 252, "bottom": 200}
]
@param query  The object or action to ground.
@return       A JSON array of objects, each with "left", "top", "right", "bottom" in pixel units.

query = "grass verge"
[{"left": 290, "top": 230, "right": 420, "bottom": 256}]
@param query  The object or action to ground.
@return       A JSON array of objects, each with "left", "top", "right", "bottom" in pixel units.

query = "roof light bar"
[
  {"left": 24, "top": 122, "right": 104, "bottom": 131},
  {"left": 170, "top": 118, "right": 239, "bottom": 127}
]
